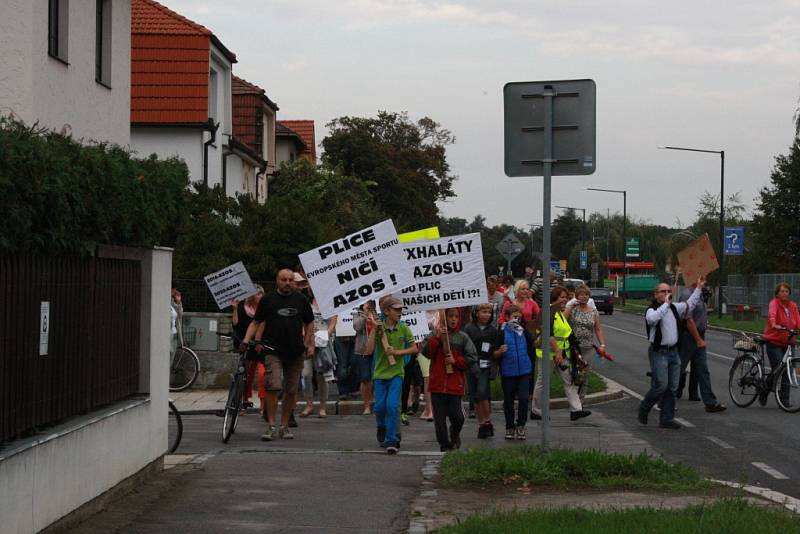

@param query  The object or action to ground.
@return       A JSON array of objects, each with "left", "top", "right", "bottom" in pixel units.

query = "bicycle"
[
  {"left": 728, "top": 330, "right": 800, "bottom": 413},
  {"left": 169, "top": 328, "right": 200, "bottom": 392},
  {"left": 168, "top": 399, "right": 183, "bottom": 453},
  {"left": 216, "top": 332, "right": 276, "bottom": 443}
]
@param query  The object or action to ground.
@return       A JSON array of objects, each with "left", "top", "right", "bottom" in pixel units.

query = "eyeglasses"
[{"left": 656, "top": 289, "right": 672, "bottom": 294}]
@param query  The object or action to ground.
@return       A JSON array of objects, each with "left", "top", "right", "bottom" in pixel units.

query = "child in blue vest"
[{"left": 497, "top": 304, "right": 536, "bottom": 440}]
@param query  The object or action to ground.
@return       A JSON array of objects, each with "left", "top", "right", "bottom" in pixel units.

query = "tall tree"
[
  {"left": 322, "top": 111, "right": 457, "bottom": 231},
  {"left": 750, "top": 138, "right": 800, "bottom": 272}
]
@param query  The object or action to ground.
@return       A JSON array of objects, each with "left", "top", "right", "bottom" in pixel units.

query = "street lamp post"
[
  {"left": 587, "top": 188, "right": 627, "bottom": 302},
  {"left": 658, "top": 145, "right": 725, "bottom": 318},
  {"left": 526, "top": 223, "right": 543, "bottom": 271},
  {"left": 555, "top": 205, "right": 586, "bottom": 277}
]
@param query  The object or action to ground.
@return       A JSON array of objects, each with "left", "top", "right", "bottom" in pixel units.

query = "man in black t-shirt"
[{"left": 243, "top": 268, "right": 314, "bottom": 441}]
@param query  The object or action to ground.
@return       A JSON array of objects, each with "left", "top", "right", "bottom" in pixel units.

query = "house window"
[
  {"left": 48, "top": 0, "right": 69, "bottom": 63},
  {"left": 95, "top": 0, "right": 112, "bottom": 86},
  {"left": 208, "top": 69, "right": 218, "bottom": 121}
]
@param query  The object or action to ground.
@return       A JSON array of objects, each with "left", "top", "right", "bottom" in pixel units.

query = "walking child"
[
  {"left": 463, "top": 303, "right": 502, "bottom": 438},
  {"left": 497, "top": 305, "right": 536, "bottom": 440},
  {"left": 423, "top": 308, "right": 477, "bottom": 451},
  {"left": 363, "top": 297, "right": 418, "bottom": 454}
]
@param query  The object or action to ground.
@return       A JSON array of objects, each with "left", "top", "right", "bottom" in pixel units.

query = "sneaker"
[
  {"left": 570, "top": 410, "right": 592, "bottom": 421},
  {"left": 288, "top": 413, "right": 298, "bottom": 428},
  {"left": 487, "top": 422, "right": 495, "bottom": 437},
  {"left": 468, "top": 407, "right": 476, "bottom": 419},
  {"left": 758, "top": 389, "right": 769, "bottom": 406},
  {"left": 241, "top": 401, "right": 254, "bottom": 409},
  {"left": 659, "top": 420, "right": 682, "bottom": 430},
  {"left": 400, "top": 413, "right": 410, "bottom": 426},
  {"left": 505, "top": 428, "right": 516, "bottom": 440},
  {"left": 279, "top": 426, "right": 294, "bottom": 439},
  {"left": 477, "top": 424, "right": 489, "bottom": 439},
  {"left": 440, "top": 445, "right": 453, "bottom": 452},
  {"left": 260, "top": 425, "right": 276, "bottom": 441},
  {"left": 386, "top": 442, "right": 399, "bottom": 455},
  {"left": 515, "top": 426, "right": 527, "bottom": 440},
  {"left": 637, "top": 412, "right": 648, "bottom": 425},
  {"left": 530, "top": 412, "right": 542, "bottom": 421},
  {"left": 705, "top": 404, "right": 727, "bottom": 413}
]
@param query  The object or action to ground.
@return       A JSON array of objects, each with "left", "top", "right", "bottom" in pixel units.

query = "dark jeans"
[
  {"left": 678, "top": 334, "right": 718, "bottom": 406},
  {"left": 334, "top": 337, "right": 358, "bottom": 397},
  {"left": 431, "top": 393, "right": 465, "bottom": 448},
  {"left": 501, "top": 375, "right": 530, "bottom": 429},
  {"left": 640, "top": 347, "right": 680, "bottom": 424},
  {"left": 401, "top": 358, "right": 422, "bottom": 413},
  {"left": 766, "top": 342, "right": 791, "bottom": 403}
]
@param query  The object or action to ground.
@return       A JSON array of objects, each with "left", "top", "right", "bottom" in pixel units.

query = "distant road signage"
[
  {"left": 724, "top": 227, "right": 744, "bottom": 256},
  {"left": 580, "top": 250, "right": 588, "bottom": 269},
  {"left": 625, "top": 237, "right": 640, "bottom": 258}
]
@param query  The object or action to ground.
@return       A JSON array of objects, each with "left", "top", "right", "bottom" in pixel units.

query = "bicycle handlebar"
[{"left": 216, "top": 332, "right": 278, "bottom": 354}]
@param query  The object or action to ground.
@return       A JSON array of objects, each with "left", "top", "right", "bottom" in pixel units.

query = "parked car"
[
  {"left": 589, "top": 287, "right": 614, "bottom": 315},
  {"left": 563, "top": 278, "right": 585, "bottom": 291}
]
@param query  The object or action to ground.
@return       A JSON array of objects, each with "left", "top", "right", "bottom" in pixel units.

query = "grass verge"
[
  {"left": 487, "top": 371, "right": 606, "bottom": 402},
  {"left": 434, "top": 499, "right": 799, "bottom": 533},
  {"left": 615, "top": 302, "right": 765, "bottom": 334},
  {"left": 440, "top": 447, "right": 709, "bottom": 491}
]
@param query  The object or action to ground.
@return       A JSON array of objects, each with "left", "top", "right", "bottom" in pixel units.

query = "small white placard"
[
  {"left": 481, "top": 342, "right": 491, "bottom": 353},
  {"left": 40, "top": 301, "right": 50, "bottom": 356},
  {"left": 209, "top": 320, "right": 218, "bottom": 333},
  {"left": 204, "top": 261, "right": 258, "bottom": 310},
  {"left": 479, "top": 359, "right": 491, "bottom": 369}
]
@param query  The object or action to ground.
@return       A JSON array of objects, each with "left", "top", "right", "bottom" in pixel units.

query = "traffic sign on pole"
[
  {"left": 580, "top": 250, "right": 588, "bottom": 269},
  {"left": 496, "top": 232, "right": 525, "bottom": 274},
  {"left": 503, "top": 78, "right": 596, "bottom": 452},
  {"left": 625, "top": 237, "right": 640, "bottom": 258},
  {"left": 724, "top": 227, "right": 744, "bottom": 256}
]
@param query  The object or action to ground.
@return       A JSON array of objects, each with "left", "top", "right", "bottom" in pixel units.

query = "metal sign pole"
[{"left": 540, "top": 85, "right": 554, "bottom": 451}]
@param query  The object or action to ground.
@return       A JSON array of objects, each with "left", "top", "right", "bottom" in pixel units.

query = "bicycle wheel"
[
  {"left": 775, "top": 361, "right": 800, "bottom": 413},
  {"left": 170, "top": 346, "right": 200, "bottom": 392},
  {"left": 222, "top": 377, "right": 244, "bottom": 443},
  {"left": 728, "top": 354, "right": 760, "bottom": 407},
  {"left": 168, "top": 400, "right": 183, "bottom": 453}
]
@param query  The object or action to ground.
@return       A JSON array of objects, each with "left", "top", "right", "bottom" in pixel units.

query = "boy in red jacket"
[{"left": 423, "top": 308, "right": 478, "bottom": 451}]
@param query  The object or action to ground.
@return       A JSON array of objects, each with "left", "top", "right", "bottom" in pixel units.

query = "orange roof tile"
[
  {"left": 278, "top": 120, "right": 316, "bottom": 163},
  {"left": 131, "top": 0, "right": 236, "bottom": 126}
]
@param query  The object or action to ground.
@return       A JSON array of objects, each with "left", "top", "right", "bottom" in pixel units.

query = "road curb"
[{"left": 177, "top": 377, "right": 625, "bottom": 416}]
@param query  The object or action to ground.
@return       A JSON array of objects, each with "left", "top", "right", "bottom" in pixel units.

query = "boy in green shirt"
[{"left": 364, "top": 297, "right": 418, "bottom": 454}]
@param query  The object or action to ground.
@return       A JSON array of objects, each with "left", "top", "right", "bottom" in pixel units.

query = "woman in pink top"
[
  {"left": 762, "top": 282, "right": 800, "bottom": 404},
  {"left": 499, "top": 279, "right": 541, "bottom": 325}
]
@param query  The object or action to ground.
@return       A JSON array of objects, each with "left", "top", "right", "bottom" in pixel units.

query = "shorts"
[
  {"left": 355, "top": 353, "right": 373, "bottom": 383},
  {"left": 264, "top": 353, "right": 304, "bottom": 395},
  {"left": 417, "top": 354, "right": 431, "bottom": 378},
  {"left": 467, "top": 368, "right": 492, "bottom": 401}
]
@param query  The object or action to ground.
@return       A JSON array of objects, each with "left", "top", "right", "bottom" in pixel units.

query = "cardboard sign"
[
  {"left": 300, "top": 220, "right": 415, "bottom": 319},
  {"left": 396, "top": 233, "right": 488, "bottom": 312},
  {"left": 204, "top": 261, "right": 258, "bottom": 310},
  {"left": 677, "top": 233, "right": 719, "bottom": 283}
]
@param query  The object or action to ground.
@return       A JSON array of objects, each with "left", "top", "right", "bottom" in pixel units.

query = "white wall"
[
  {"left": 0, "top": 0, "right": 131, "bottom": 146},
  {"left": 226, "top": 153, "right": 243, "bottom": 198},
  {"left": 0, "top": 248, "right": 172, "bottom": 534},
  {"left": 131, "top": 128, "right": 204, "bottom": 183}
]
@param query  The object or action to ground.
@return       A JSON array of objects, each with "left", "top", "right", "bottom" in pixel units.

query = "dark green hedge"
[{"left": 0, "top": 117, "right": 188, "bottom": 254}]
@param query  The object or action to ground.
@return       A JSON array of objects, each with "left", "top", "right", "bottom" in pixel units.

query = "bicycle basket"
[
  {"left": 732, "top": 332, "right": 757, "bottom": 352},
  {"left": 182, "top": 326, "right": 197, "bottom": 347}
]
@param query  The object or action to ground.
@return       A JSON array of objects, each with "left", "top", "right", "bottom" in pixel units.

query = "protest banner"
[
  {"left": 300, "top": 220, "right": 415, "bottom": 318},
  {"left": 204, "top": 261, "right": 258, "bottom": 310},
  {"left": 396, "top": 233, "right": 487, "bottom": 312},
  {"left": 677, "top": 233, "right": 719, "bottom": 283},
  {"left": 335, "top": 306, "right": 359, "bottom": 337}
]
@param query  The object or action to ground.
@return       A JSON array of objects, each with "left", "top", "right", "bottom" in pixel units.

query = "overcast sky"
[{"left": 166, "top": 0, "right": 800, "bottom": 229}]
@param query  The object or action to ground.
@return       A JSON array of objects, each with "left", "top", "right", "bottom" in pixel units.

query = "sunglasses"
[{"left": 656, "top": 289, "right": 672, "bottom": 294}]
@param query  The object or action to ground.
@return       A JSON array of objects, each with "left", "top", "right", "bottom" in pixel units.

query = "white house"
[
  {"left": 129, "top": 0, "right": 236, "bottom": 191},
  {"left": 0, "top": 0, "right": 131, "bottom": 146}
]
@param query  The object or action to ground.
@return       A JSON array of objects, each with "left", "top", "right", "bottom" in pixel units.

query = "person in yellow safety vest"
[{"left": 531, "top": 286, "right": 592, "bottom": 422}]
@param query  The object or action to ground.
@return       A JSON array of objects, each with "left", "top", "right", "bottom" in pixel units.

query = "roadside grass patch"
[
  {"left": 487, "top": 371, "right": 605, "bottom": 401},
  {"left": 434, "top": 499, "right": 800, "bottom": 533},
  {"left": 441, "top": 447, "right": 709, "bottom": 491}
]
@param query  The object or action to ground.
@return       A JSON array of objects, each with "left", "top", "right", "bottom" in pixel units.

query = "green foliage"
[
  {"left": 0, "top": 117, "right": 187, "bottom": 254},
  {"left": 440, "top": 447, "right": 708, "bottom": 490},
  {"left": 322, "top": 111, "right": 456, "bottom": 231},
  {"left": 436, "top": 500, "right": 799, "bottom": 534},
  {"left": 750, "top": 138, "right": 800, "bottom": 272}
]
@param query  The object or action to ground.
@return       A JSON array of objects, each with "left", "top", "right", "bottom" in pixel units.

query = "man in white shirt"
[{"left": 638, "top": 276, "right": 706, "bottom": 429}]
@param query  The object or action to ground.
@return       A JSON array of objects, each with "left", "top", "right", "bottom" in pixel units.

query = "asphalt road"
[{"left": 596, "top": 310, "right": 800, "bottom": 499}]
